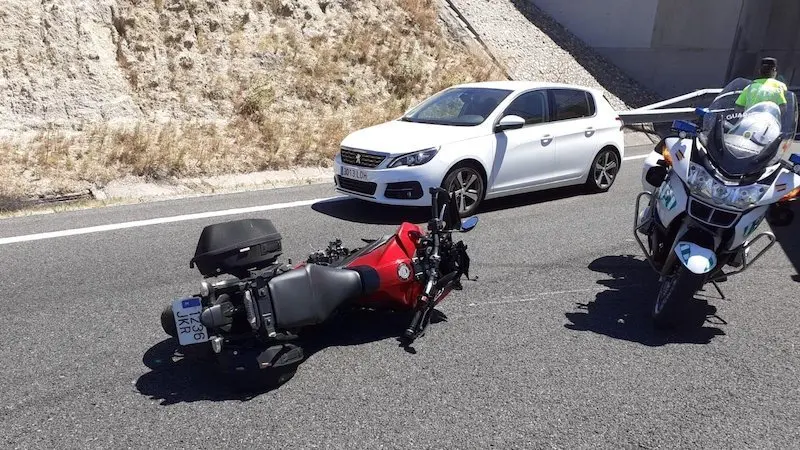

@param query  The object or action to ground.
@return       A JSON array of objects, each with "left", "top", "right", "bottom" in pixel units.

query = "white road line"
[
  {"left": 1, "top": 156, "right": 652, "bottom": 246},
  {"left": 0, "top": 196, "right": 343, "bottom": 245}
]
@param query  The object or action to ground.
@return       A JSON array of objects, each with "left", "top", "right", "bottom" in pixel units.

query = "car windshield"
[
  {"left": 698, "top": 77, "right": 798, "bottom": 178},
  {"left": 401, "top": 87, "right": 512, "bottom": 126}
]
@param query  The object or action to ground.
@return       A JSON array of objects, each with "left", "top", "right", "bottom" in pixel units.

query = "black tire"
[
  {"left": 441, "top": 162, "right": 486, "bottom": 218},
  {"left": 652, "top": 265, "right": 706, "bottom": 329},
  {"left": 585, "top": 147, "right": 620, "bottom": 193},
  {"left": 160, "top": 303, "right": 178, "bottom": 338}
]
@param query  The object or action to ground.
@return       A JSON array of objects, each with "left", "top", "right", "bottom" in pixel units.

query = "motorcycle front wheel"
[{"left": 652, "top": 266, "right": 705, "bottom": 329}]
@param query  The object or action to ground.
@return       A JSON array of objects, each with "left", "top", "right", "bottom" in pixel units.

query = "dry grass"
[{"left": 1, "top": 0, "right": 505, "bottom": 211}]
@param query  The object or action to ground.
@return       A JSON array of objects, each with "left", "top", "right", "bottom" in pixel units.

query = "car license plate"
[
  {"left": 172, "top": 297, "right": 210, "bottom": 346},
  {"left": 340, "top": 165, "right": 368, "bottom": 181}
]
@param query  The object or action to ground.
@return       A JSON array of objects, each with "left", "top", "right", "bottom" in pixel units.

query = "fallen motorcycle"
[
  {"left": 634, "top": 77, "right": 800, "bottom": 329},
  {"left": 159, "top": 186, "right": 477, "bottom": 384}
]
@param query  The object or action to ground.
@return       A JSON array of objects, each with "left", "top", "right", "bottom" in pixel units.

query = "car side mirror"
[
  {"left": 495, "top": 115, "right": 526, "bottom": 132},
  {"left": 459, "top": 216, "right": 478, "bottom": 232}
]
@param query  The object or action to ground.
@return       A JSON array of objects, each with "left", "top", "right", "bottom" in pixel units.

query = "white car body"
[{"left": 333, "top": 80, "right": 625, "bottom": 214}]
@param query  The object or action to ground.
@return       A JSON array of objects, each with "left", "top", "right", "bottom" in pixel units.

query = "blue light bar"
[{"left": 672, "top": 120, "right": 697, "bottom": 134}]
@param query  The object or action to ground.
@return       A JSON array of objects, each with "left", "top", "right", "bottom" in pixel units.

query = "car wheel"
[
  {"left": 585, "top": 147, "right": 620, "bottom": 193},
  {"left": 441, "top": 163, "right": 485, "bottom": 217}
]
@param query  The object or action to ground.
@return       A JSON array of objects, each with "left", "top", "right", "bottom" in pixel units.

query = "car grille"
[
  {"left": 340, "top": 148, "right": 385, "bottom": 168},
  {"left": 336, "top": 175, "right": 377, "bottom": 196},
  {"left": 688, "top": 197, "right": 740, "bottom": 228}
]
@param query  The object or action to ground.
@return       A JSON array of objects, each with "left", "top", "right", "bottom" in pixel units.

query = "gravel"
[{"left": 445, "top": 0, "right": 662, "bottom": 110}]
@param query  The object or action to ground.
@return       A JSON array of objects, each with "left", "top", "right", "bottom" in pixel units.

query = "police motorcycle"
[{"left": 634, "top": 77, "right": 800, "bottom": 328}]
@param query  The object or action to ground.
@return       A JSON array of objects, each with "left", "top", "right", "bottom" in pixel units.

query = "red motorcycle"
[{"left": 159, "top": 187, "right": 477, "bottom": 383}]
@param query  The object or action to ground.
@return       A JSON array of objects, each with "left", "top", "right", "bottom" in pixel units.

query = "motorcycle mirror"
[
  {"left": 459, "top": 216, "right": 479, "bottom": 233},
  {"left": 766, "top": 204, "right": 795, "bottom": 227}
]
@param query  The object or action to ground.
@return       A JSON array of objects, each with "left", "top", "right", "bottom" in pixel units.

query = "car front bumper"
[{"left": 332, "top": 156, "right": 445, "bottom": 207}]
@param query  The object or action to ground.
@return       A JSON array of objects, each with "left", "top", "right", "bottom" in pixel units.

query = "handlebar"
[
  {"left": 429, "top": 186, "right": 450, "bottom": 196},
  {"left": 429, "top": 186, "right": 449, "bottom": 223}
]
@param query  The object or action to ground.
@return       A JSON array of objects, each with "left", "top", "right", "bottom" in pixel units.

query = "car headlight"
[
  {"left": 686, "top": 162, "right": 767, "bottom": 210},
  {"left": 387, "top": 147, "right": 439, "bottom": 168}
]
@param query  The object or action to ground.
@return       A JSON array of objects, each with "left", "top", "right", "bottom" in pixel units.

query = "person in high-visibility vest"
[{"left": 735, "top": 57, "right": 788, "bottom": 110}]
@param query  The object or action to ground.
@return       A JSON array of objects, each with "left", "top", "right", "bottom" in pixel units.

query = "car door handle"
[
  {"left": 585, "top": 127, "right": 595, "bottom": 137},
  {"left": 541, "top": 134, "right": 553, "bottom": 145}
]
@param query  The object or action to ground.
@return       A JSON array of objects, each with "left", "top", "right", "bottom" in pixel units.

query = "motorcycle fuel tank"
[{"left": 345, "top": 221, "right": 424, "bottom": 310}]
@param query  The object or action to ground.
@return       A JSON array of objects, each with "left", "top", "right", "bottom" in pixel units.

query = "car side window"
[
  {"left": 502, "top": 91, "right": 547, "bottom": 125},
  {"left": 551, "top": 89, "right": 593, "bottom": 121}
]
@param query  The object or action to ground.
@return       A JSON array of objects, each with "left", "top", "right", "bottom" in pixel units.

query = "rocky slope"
[
  {"left": 0, "top": 0, "right": 660, "bottom": 211},
  {"left": 1, "top": 0, "right": 498, "bottom": 131},
  {"left": 0, "top": 0, "right": 503, "bottom": 208}
]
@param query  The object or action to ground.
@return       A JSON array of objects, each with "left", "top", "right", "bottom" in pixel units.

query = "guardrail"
[{"left": 619, "top": 85, "right": 800, "bottom": 126}]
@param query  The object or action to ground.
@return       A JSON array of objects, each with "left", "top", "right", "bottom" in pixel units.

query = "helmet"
[{"left": 722, "top": 101, "right": 782, "bottom": 159}]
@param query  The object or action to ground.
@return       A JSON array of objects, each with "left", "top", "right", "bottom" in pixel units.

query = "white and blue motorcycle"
[{"left": 635, "top": 77, "right": 800, "bottom": 328}]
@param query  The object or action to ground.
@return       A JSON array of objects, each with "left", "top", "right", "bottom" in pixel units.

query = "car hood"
[{"left": 340, "top": 119, "right": 489, "bottom": 155}]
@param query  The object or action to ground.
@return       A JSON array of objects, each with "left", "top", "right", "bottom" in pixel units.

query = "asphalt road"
[{"left": 1, "top": 144, "right": 799, "bottom": 449}]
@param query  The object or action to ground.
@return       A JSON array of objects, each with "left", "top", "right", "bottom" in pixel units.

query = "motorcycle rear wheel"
[{"left": 652, "top": 266, "right": 705, "bottom": 329}]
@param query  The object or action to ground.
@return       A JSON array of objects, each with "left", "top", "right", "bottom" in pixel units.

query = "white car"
[{"left": 333, "top": 80, "right": 625, "bottom": 217}]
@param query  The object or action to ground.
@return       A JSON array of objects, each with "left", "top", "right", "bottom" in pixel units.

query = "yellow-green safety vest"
[{"left": 735, "top": 77, "right": 788, "bottom": 109}]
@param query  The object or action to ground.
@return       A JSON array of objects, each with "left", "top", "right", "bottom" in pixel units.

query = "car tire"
[
  {"left": 441, "top": 163, "right": 485, "bottom": 218},
  {"left": 585, "top": 147, "right": 620, "bottom": 193}
]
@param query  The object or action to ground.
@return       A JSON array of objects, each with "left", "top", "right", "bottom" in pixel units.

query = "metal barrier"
[{"left": 619, "top": 85, "right": 800, "bottom": 126}]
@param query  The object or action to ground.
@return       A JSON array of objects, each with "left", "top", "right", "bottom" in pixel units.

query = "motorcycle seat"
[{"left": 267, "top": 263, "right": 376, "bottom": 329}]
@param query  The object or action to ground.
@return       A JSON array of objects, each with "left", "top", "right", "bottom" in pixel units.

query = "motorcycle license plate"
[
  {"left": 172, "top": 297, "right": 210, "bottom": 346},
  {"left": 340, "top": 165, "right": 368, "bottom": 181}
]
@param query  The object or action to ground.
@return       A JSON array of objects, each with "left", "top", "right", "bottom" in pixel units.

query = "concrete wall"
[
  {"left": 529, "top": 0, "right": 800, "bottom": 99},
  {"left": 525, "top": 0, "right": 658, "bottom": 49},
  {"left": 727, "top": 0, "right": 800, "bottom": 85}
]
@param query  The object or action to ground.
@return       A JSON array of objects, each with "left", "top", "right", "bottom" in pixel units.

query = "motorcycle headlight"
[
  {"left": 388, "top": 147, "right": 439, "bottom": 168},
  {"left": 686, "top": 163, "right": 713, "bottom": 196},
  {"left": 729, "top": 184, "right": 768, "bottom": 209},
  {"left": 686, "top": 162, "right": 767, "bottom": 210}
]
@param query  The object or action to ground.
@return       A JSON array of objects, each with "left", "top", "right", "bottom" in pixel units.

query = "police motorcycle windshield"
[{"left": 698, "top": 77, "right": 798, "bottom": 179}]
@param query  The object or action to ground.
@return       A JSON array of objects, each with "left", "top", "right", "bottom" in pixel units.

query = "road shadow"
[
  {"left": 478, "top": 185, "right": 589, "bottom": 214},
  {"left": 312, "top": 186, "right": 599, "bottom": 225},
  {"left": 135, "top": 308, "right": 446, "bottom": 404},
  {"left": 311, "top": 197, "right": 430, "bottom": 225},
  {"left": 508, "top": 0, "right": 661, "bottom": 109},
  {"left": 564, "top": 255, "right": 726, "bottom": 346},
  {"left": 769, "top": 200, "right": 800, "bottom": 283}
]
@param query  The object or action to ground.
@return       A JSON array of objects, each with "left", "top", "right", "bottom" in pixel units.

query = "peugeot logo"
[{"left": 355, "top": 153, "right": 362, "bottom": 164}]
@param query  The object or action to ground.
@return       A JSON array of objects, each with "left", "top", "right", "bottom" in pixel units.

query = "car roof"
[{"left": 452, "top": 80, "right": 602, "bottom": 94}]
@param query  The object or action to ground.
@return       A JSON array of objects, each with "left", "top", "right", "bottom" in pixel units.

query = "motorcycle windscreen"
[{"left": 698, "top": 77, "right": 798, "bottom": 178}]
